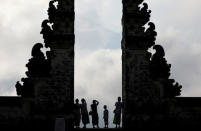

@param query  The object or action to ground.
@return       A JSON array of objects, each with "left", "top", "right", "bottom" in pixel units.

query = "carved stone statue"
[
  {"left": 48, "top": 0, "right": 57, "bottom": 23},
  {"left": 40, "top": 19, "right": 53, "bottom": 48},
  {"left": 145, "top": 22, "right": 157, "bottom": 49},
  {"left": 141, "top": 3, "right": 151, "bottom": 15},
  {"left": 31, "top": 43, "right": 45, "bottom": 59}
]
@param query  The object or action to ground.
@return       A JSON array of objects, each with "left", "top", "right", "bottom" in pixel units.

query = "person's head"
[
  {"left": 118, "top": 97, "right": 121, "bottom": 102},
  {"left": 93, "top": 100, "right": 96, "bottom": 104},
  {"left": 81, "top": 98, "right": 85, "bottom": 103},
  {"left": 75, "top": 99, "right": 79, "bottom": 103},
  {"left": 104, "top": 105, "right": 107, "bottom": 109}
]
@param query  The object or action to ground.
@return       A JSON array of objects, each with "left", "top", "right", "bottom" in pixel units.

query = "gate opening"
[{"left": 75, "top": 0, "right": 122, "bottom": 128}]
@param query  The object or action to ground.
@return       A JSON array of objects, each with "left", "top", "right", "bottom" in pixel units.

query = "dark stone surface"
[{"left": 0, "top": 96, "right": 22, "bottom": 106}]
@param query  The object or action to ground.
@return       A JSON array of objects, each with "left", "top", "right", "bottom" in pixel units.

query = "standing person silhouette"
[
  {"left": 113, "top": 97, "right": 123, "bottom": 128},
  {"left": 74, "top": 99, "right": 81, "bottom": 128},
  {"left": 103, "top": 105, "right": 109, "bottom": 128},
  {"left": 80, "top": 98, "right": 90, "bottom": 128},
  {"left": 90, "top": 100, "right": 99, "bottom": 128}
]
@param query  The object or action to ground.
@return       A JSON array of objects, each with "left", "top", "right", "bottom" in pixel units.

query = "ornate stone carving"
[
  {"left": 122, "top": 0, "right": 182, "bottom": 128},
  {"left": 16, "top": 43, "right": 51, "bottom": 97},
  {"left": 150, "top": 45, "right": 182, "bottom": 97},
  {"left": 26, "top": 43, "right": 51, "bottom": 77},
  {"left": 40, "top": 20, "right": 53, "bottom": 48},
  {"left": 48, "top": 0, "right": 58, "bottom": 23}
]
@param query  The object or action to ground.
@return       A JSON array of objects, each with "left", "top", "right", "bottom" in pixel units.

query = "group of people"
[{"left": 73, "top": 97, "right": 123, "bottom": 128}]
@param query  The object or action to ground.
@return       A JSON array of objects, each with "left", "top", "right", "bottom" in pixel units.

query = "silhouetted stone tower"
[
  {"left": 122, "top": 0, "right": 156, "bottom": 127},
  {"left": 16, "top": 0, "right": 75, "bottom": 129},
  {"left": 122, "top": 0, "right": 182, "bottom": 129},
  {"left": 33, "top": 0, "right": 75, "bottom": 113}
]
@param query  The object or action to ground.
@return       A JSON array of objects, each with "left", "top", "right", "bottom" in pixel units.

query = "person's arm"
[{"left": 96, "top": 100, "right": 99, "bottom": 105}]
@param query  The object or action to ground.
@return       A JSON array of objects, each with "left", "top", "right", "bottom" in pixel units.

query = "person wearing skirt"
[
  {"left": 90, "top": 100, "right": 99, "bottom": 128},
  {"left": 80, "top": 98, "right": 90, "bottom": 128},
  {"left": 113, "top": 97, "right": 123, "bottom": 128}
]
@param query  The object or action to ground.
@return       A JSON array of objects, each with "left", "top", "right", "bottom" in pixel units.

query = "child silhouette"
[{"left": 103, "top": 105, "right": 109, "bottom": 128}]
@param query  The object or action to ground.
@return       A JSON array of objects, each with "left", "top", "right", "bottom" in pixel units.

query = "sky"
[{"left": 1, "top": 0, "right": 201, "bottom": 127}]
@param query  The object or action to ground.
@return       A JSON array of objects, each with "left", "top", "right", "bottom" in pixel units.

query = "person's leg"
[{"left": 96, "top": 115, "right": 99, "bottom": 128}]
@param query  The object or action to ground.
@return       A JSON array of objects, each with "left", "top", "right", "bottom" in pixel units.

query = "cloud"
[
  {"left": 0, "top": 78, "right": 17, "bottom": 96},
  {"left": 75, "top": 0, "right": 122, "bottom": 50},
  {"left": 75, "top": 49, "right": 122, "bottom": 98}
]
